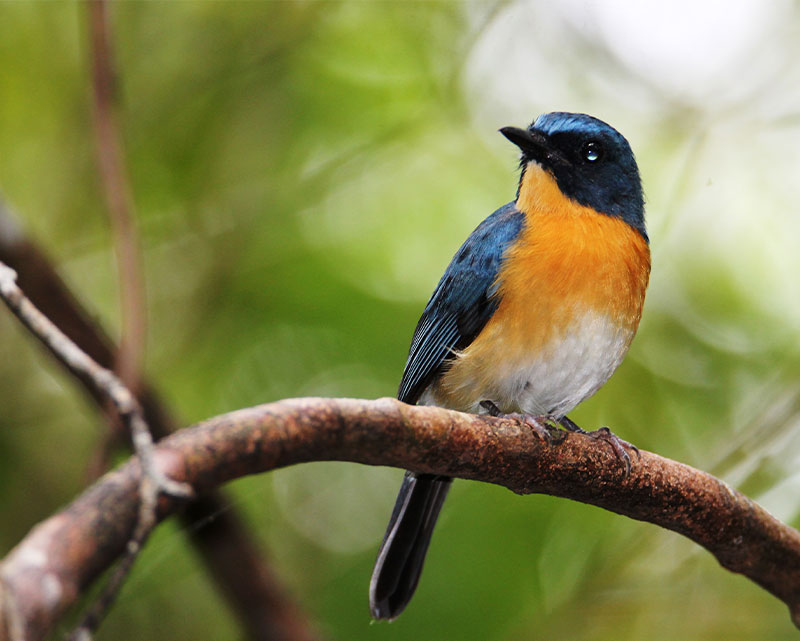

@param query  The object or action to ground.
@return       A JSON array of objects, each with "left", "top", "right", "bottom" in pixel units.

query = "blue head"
[{"left": 501, "top": 112, "right": 646, "bottom": 241}]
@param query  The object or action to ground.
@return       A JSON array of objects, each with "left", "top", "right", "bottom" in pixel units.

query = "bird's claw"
[
  {"left": 479, "top": 400, "right": 503, "bottom": 417},
  {"left": 479, "top": 401, "right": 565, "bottom": 443},
  {"left": 517, "top": 414, "right": 559, "bottom": 443},
  {"left": 557, "top": 417, "right": 638, "bottom": 477},
  {"left": 587, "top": 426, "right": 638, "bottom": 478}
]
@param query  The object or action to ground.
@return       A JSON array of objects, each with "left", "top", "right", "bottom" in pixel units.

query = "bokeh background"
[{"left": 2, "top": 1, "right": 800, "bottom": 639}]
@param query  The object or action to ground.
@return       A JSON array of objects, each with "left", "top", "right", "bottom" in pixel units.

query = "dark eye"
[{"left": 581, "top": 141, "right": 603, "bottom": 163}]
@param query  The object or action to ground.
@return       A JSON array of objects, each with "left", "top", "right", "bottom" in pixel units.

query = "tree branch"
[
  {"left": 0, "top": 200, "right": 325, "bottom": 641},
  {"left": 1, "top": 397, "right": 799, "bottom": 640},
  {"left": 87, "top": 0, "right": 147, "bottom": 394},
  {"left": 0, "top": 260, "right": 191, "bottom": 639},
  {"left": 0, "top": 261, "right": 189, "bottom": 501}
]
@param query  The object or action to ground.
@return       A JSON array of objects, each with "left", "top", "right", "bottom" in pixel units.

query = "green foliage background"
[{"left": 1, "top": 2, "right": 800, "bottom": 639}]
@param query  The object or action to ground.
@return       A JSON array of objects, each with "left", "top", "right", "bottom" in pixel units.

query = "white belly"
[
  {"left": 499, "top": 311, "right": 634, "bottom": 416},
  {"left": 421, "top": 311, "right": 634, "bottom": 418}
]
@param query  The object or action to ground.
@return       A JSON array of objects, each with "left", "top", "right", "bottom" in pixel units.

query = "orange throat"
[{"left": 508, "top": 162, "right": 651, "bottom": 331}]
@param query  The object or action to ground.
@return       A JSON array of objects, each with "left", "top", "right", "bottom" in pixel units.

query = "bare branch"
[
  {"left": 1, "top": 397, "right": 799, "bottom": 640},
  {"left": 0, "top": 200, "right": 326, "bottom": 641},
  {"left": 87, "top": 0, "right": 147, "bottom": 393},
  {"left": 0, "top": 261, "right": 189, "bottom": 500},
  {"left": 0, "top": 260, "right": 192, "bottom": 637}
]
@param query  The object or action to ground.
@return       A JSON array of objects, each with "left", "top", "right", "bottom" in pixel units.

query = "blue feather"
[{"left": 397, "top": 202, "right": 524, "bottom": 403}]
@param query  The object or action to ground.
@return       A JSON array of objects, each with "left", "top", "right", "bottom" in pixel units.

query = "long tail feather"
[{"left": 369, "top": 472, "right": 452, "bottom": 620}]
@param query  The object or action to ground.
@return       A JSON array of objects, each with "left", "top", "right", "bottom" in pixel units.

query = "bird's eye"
[{"left": 581, "top": 141, "right": 603, "bottom": 163}]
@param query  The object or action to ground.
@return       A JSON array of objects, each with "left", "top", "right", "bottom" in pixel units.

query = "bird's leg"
[
  {"left": 478, "top": 399, "right": 504, "bottom": 417},
  {"left": 479, "top": 400, "right": 562, "bottom": 443},
  {"left": 557, "top": 416, "right": 639, "bottom": 477}
]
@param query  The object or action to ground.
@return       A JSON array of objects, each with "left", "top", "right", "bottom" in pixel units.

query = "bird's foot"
[
  {"left": 557, "top": 416, "right": 639, "bottom": 477},
  {"left": 479, "top": 401, "right": 565, "bottom": 443}
]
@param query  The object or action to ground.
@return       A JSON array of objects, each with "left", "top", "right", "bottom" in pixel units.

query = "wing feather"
[{"left": 397, "top": 202, "right": 525, "bottom": 404}]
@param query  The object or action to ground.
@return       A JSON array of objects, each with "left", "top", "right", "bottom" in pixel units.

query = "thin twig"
[
  {"left": 87, "top": 0, "right": 146, "bottom": 478},
  {"left": 87, "top": 0, "right": 147, "bottom": 394},
  {"left": 0, "top": 261, "right": 192, "bottom": 640},
  {"left": 1, "top": 397, "right": 800, "bottom": 640},
  {"left": 67, "top": 476, "right": 158, "bottom": 641},
  {"left": 0, "top": 262, "right": 189, "bottom": 499},
  {"left": 0, "top": 199, "right": 325, "bottom": 641}
]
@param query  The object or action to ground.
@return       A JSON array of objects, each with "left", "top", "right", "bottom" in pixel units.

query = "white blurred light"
[
  {"left": 557, "top": 0, "right": 791, "bottom": 103},
  {"left": 465, "top": 0, "right": 793, "bottom": 126}
]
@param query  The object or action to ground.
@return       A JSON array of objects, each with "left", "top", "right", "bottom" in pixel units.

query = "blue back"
[{"left": 397, "top": 203, "right": 525, "bottom": 403}]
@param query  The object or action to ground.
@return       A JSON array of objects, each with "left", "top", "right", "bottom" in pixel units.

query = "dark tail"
[{"left": 369, "top": 472, "right": 452, "bottom": 620}]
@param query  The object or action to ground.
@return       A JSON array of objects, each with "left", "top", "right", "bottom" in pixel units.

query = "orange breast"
[
  {"left": 430, "top": 164, "right": 651, "bottom": 412},
  {"left": 498, "top": 164, "right": 650, "bottom": 341}
]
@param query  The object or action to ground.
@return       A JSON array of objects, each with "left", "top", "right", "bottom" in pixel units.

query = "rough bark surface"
[{"left": 1, "top": 397, "right": 799, "bottom": 640}]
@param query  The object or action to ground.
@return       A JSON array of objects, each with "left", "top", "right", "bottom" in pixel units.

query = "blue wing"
[{"left": 397, "top": 202, "right": 525, "bottom": 404}]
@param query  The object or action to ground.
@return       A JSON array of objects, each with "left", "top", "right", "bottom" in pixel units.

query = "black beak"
[{"left": 499, "top": 126, "right": 551, "bottom": 164}]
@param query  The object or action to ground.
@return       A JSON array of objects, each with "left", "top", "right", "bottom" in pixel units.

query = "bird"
[{"left": 368, "top": 112, "right": 651, "bottom": 621}]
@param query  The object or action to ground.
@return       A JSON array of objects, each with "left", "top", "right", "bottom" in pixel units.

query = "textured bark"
[{"left": 1, "top": 397, "right": 799, "bottom": 640}]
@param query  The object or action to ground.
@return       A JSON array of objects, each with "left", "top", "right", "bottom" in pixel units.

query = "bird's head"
[{"left": 501, "top": 112, "right": 646, "bottom": 241}]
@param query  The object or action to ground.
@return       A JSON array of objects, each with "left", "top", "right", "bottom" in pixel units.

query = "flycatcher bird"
[{"left": 369, "top": 112, "right": 650, "bottom": 620}]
